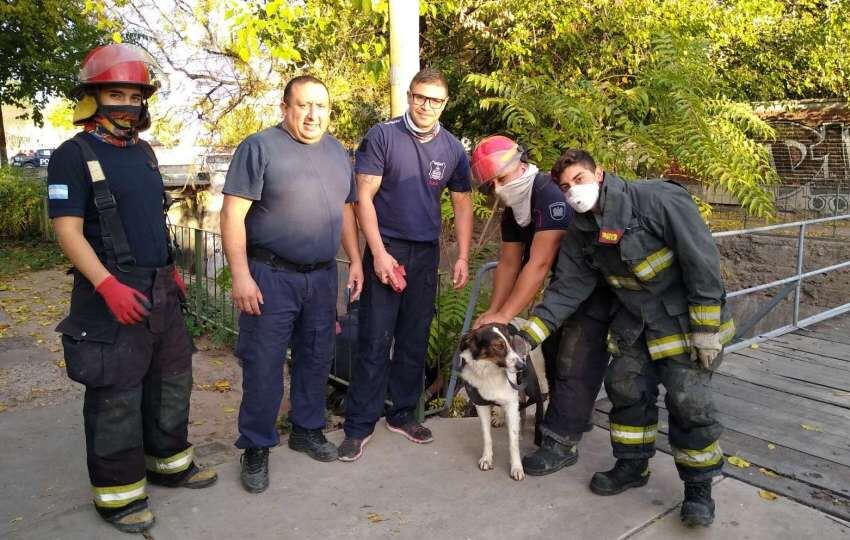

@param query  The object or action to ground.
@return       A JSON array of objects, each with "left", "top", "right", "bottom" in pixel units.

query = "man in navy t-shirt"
[
  {"left": 469, "top": 135, "right": 614, "bottom": 478},
  {"left": 339, "top": 68, "right": 473, "bottom": 460},
  {"left": 221, "top": 76, "right": 363, "bottom": 492}
]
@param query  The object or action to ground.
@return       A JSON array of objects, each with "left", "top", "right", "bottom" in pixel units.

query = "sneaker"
[
  {"left": 288, "top": 429, "right": 338, "bottom": 462},
  {"left": 681, "top": 481, "right": 715, "bottom": 527},
  {"left": 240, "top": 448, "right": 269, "bottom": 494},
  {"left": 147, "top": 463, "right": 218, "bottom": 489},
  {"left": 338, "top": 435, "right": 372, "bottom": 462},
  {"left": 386, "top": 421, "right": 434, "bottom": 444},
  {"left": 589, "top": 458, "right": 650, "bottom": 496}
]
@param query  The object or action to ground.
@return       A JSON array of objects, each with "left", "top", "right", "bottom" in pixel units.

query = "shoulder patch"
[
  {"left": 548, "top": 201, "right": 567, "bottom": 221},
  {"left": 48, "top": 184, "right": 69, "bottom": 200}
]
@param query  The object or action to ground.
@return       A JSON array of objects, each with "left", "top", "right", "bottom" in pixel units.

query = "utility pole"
[{"left": 388, "top": 0, "right": 420, "bottom": 117}]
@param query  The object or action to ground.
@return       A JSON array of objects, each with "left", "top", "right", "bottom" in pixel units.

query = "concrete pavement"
[{"left": 3, "top": 406, "right": 849, "bottom": 540}]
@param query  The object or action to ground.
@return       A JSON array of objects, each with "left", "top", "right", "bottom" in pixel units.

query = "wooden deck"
[{"left": 594, "top": 312, "right": 850, "bottom": 521}]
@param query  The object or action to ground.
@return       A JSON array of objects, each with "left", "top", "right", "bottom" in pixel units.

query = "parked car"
[{"left": 11, "top": 149, "right": 53, "bottom": 168}]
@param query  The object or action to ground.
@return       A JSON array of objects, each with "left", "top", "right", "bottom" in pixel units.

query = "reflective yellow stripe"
[
  {"left": 610, "top": 423, "right": 657, "bottom": 445},
  {"left": 718, "top": 319, "right": 735, "bottom": 344},
  {"left": 632, "top": 247, "right": 674, "bottom": 281},
  {"left": 605, "top": 275, "right": 642, "bottom": 290},
  {"left": 92, "top": 479, "right": 146, "bottom": 508},
  {"left": 606, "top": 331, "right": 620, "bottom": 355},
  {"left": 145, "top": 447, "right": 193, "bottom": 474},
  {"left": 647, "top": 333, "right": 690, "bottom": 360},
  {"left": 673, "top": 441, "right": 723, "bottom": 468},
  {"left": 524, "top": 316, "right": 549, "bottom": 345},
  {"left": 689, "top": 305, "right": 721, "bottom": 328}
]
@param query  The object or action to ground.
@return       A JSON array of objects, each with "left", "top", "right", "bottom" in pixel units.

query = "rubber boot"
[
  {"left": 681, "top": 481, "right": 715, "bottom": 527},
  {"left": 521, "top": 435, "right": 578, "bottom": 476},
  {"left": 589, "top": 458, "right": 650, "bottom": 495}
]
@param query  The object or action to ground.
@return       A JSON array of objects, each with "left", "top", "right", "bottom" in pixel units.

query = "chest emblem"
[
  {"left": 549, "top": 202, "right": 567, "bottom": 221},
  {"left": 598, "top": 229, "right": 623, "bottom": 245},
  {"left": 427, "top": 160, "right": 446, "bottom": 186}
]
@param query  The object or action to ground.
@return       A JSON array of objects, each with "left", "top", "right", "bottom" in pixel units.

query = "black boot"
[
  {"left": 681, "top": 481, "right": 715, "bottom": 527},
  {"left": 522, "top": 435, "right": 578, "bottom": 476},
  {"left": 589, "top": 458, "right": 650, "bottom": 495}
]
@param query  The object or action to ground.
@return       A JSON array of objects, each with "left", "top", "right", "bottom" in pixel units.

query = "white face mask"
[
  {"left": 565, "top": 182, "right": 600, "bottom": 213},
  {"left": 494, "top": 164, "right": 538, "bottom": 226}
]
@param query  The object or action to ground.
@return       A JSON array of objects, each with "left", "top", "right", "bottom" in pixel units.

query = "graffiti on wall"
[{"left": 768, "top": 121, "right": 850, "bottom": 213}]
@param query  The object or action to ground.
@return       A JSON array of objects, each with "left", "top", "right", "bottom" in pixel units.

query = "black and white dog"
[{"left": 458, "top": 323, "right": 546, "bottom": 481}]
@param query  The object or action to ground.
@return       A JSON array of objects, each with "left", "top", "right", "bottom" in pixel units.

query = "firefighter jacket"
[{"left": 524, "top": 173, "right": 735, "bottom": 362}]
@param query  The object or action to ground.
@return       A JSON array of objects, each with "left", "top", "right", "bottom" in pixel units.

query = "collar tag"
[{"left": 598, "top": 229, "right": 623, "bottom": 245}]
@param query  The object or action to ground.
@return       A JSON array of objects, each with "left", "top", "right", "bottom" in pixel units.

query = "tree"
[{"left": 0, "top": 1, "right": 107, "bottom": 164}]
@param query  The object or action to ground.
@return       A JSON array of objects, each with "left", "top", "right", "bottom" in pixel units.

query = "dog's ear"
[
  {"left": 510, "top": 334, "right": 531, "bottom": 357},
  {"left": 459, "top": 332, "right": 475, "bottom": 354}
]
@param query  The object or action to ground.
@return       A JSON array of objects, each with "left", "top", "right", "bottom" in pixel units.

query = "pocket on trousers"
[{"left": 57, "top": 317, "right": 119, "bottom": 387}]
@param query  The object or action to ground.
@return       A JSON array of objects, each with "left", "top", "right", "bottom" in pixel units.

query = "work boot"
[
  {"left": 288, "top": 428, "right": 338, "bottom": 462},
  {"left": 240, "top": 447, "right": 269, "bottom": 494},
  {"left": 589, "top": 458, "right": 650, "bottom": 495},
  {"left": 521, "top": 435, "right": 579, "bottom": 476},
  {"left": 681, "top": 481, "right": 715, "bottom": 527},
  {"left": 147, "top": 463, "right": 218, "bottom": 489},
  {"left": 98, "top": 498, "right": 155, "bottom": 534}
]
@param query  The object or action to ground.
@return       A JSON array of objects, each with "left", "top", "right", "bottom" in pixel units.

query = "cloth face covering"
[
  {"left": 494, "top": 164, "right": 539, "bottom": 227},
  {"left": 402, "top": 108, "right": 441, "bottom": 142},
  {"left": 84, "top": 106, "right": 142, "bottom": 147},
  {"left": 565, "top": 182, "right": 600, "bottom": 213}
]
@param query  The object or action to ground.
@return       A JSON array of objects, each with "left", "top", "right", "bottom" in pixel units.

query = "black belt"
[{"left": 248, "top": 247, "right": 332, "bottom": 273}]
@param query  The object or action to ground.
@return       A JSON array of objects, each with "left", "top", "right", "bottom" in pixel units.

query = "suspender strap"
[{"left": 71, "top": 133, "right": 136, "bottom": 269}]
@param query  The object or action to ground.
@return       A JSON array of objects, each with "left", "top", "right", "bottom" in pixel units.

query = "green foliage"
[
  {"left": 0, "top": 167, "right": 47, "bottom": 238},
  {"left": 184, "top": 272, "right": 237, "bottom": 347},
  {"left": 0, "top": 240, "right": 67, "bottom": 277}
]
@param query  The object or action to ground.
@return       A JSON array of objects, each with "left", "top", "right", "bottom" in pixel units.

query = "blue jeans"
[
  {"left": 235, "top": 260, "right": 337, "bottom": 449},
  {"left": 343, "top": 237, "right": 438, "bottom": 438}
]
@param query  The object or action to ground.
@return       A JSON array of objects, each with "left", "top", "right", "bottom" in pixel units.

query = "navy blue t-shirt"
[
  {"left": 354, "top": 117, "right": 471, "bottom": 242},
  {"left": 223, "top": 125, "right": 356, "bottom": 264},
  {"left": 47, "top": 133, "right": 169, "bottom": 267},
  {"left": 501, "top": 172, "right": 572, "bottom": 265}
]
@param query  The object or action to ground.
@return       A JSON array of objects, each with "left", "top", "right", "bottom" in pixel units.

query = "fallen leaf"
[
  {"left": 800, "top": 424, "right": 823, "bottom": 432},
  {"left": 727, "top": 456, "right": 751, "bottom": 468},
  {"left": 8, "top": 516, "right": 22, "bottom": 525},
  {"left": 750, "top": 344, "right": 759, "bottom": 349},
  {"left": 0, "top": 404, "right": 7, "bottom": 413},
  {"left": 189, "top": 419, "right": 206, "bottom": 426},
  {"left": 0, "top": 323, "right": 9, "bottom": 330},
  {"left": 759, "top": 468, "right": 779, "bottom": 478},
  {"left": 222, "top": 407, "right": 236, "bottom": 413},
  {"left": 367, "top": 512, "right": 385, "bottom": 523},
  {"left": 758, "top": 489, "right": 778, "bottom": 501},
  {"left": 212, "top": 359, "right": 224, "bottom": 366},
  {"left": 214, "top": 379, "right": 231, "bottom": 392},
  {"left": 767, "top": 443, "right": 776, "bottom": 450},
  {"left": 55, "top": 359, "right": 66, "bottom": 369}
]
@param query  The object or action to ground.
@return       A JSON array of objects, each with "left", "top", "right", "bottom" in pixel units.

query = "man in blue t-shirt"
[
  {"left": 221, "top": 75, "right": 363, "bottom": 493},
  {"left": 470, "top": 135, "right": 614, "bottom": 477},
  {"left": 339, "top": 68, "right": 473, "bottom": 461}
]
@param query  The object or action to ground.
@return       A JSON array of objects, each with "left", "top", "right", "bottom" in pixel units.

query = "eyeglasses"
[{"left": 410, "top": 92, "right": 448, "bottom": 110}]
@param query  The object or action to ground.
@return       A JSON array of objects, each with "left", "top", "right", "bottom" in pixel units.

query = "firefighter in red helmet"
[{"left": 47, "top": 43, "right": 216, "bottom": 534}]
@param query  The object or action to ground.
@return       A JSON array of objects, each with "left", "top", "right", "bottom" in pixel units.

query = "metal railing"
[{"left": 440, "top": 214, "right": 850, "bottom": 411}]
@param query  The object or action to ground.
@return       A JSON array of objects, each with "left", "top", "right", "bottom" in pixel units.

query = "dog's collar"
[{"left": 506, "top": 363, "right": 529, "bottom": 391}]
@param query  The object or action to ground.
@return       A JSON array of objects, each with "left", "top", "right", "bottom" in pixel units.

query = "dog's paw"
[
  {"left": 510, "top": 465, "right": 525, "bottom": 481},
  {"left": 490, "top": 408, "right": 506, "bottom": 427},
  {"left": 478, "top": 453, "right": 494, "bottom": 471}
]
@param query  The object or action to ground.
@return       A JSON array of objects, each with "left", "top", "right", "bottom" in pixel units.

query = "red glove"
[
  {"left": 95, "top": 275, "right": 151, "bottom": 325},
  {"left": 172, "top": 266, "right": 187, "bottom": 300},
  {"left": 391, "top": 264, "right": 407, "bottom": 293}
]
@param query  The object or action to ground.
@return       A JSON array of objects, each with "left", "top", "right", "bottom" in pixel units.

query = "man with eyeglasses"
[
  {"left": 515, "top": 149, "right": 734, "bottom": 527},
  {"left": 339, "top": 68, "right": 473, "bottom": 461},
  {"left": 222, "top": 75, "right": 363, "bottom": 493},
  {"left": 469, "top": 135, "right": 614, "bottom": 477}
]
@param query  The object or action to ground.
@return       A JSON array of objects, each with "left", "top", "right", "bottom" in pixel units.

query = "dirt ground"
[{"left": 0, "top": 268, "right": 244, "bottom": 447}]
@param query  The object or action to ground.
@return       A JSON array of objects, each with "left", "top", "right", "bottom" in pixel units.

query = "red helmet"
[
  {"left": 71, "top": 44, "right": 159, "bottom": 99},
  {"left": 471, "top": 135, "right": 523, "bottom": 184}
]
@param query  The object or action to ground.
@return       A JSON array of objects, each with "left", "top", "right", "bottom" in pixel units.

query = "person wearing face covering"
[
  {"left": 47, "top": 44, "right": 217, "bottom": 534},
  {"left": 514, "top": 149, "right": 734, "bottom": 528},
  {"left": 469, "top": 135, "right": 615, "bottom": 477}
]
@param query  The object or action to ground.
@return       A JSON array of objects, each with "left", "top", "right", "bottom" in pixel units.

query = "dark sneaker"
[
  {"left": 522, "top": 436, "right": 579, "bottom": 476},
  {"left": 147, "top": 463, "right": 218, "bottom": 489},
  {"left": 590, "top": 458, "right": 650, "bottom": 495},
  {"left": 240, "top": 448, "right": 269, "bottom": 494},
  {"left": 288, "top": 429, "right": 338, "bottom": 462},
  {"left": 681, "top": 481, "right": 715, "bottom": 527},
  {"left": 338, "top": 435, "right": 372, "bottom": 462},
  {"left": 99, "top": 498, "right": 155, "bottom": 534},
  {"left": 386, "top": 421, "right": 434, "bottom": 444}
]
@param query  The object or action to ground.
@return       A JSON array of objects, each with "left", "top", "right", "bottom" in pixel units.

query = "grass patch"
[{"left": 0, "top": 240, "right": 67, "bottom": 277}]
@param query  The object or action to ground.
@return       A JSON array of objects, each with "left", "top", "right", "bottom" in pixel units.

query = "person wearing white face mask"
[
  {"left": 470, "top": 136, "right": 615, "bottom": 477},
  {"left": 515, "top": 148, "right": 735, "bottom": 528}
]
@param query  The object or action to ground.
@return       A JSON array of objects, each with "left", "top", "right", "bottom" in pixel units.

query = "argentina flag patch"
[{"left": 48, "top": 184, "right": 69, "bottom": 200}]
